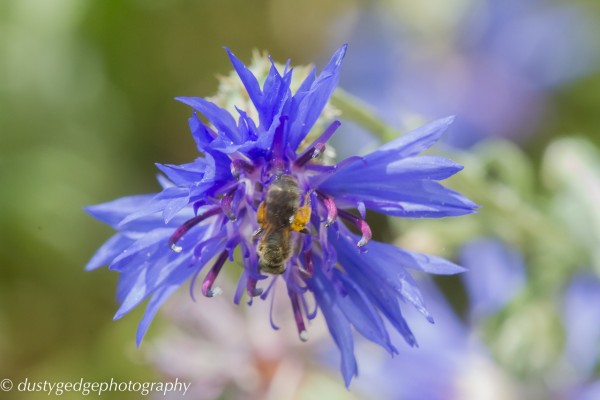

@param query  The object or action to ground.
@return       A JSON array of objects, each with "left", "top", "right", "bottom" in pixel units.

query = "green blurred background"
[{"left": 1, "top": 0, "right": 600, "bottom": 399}]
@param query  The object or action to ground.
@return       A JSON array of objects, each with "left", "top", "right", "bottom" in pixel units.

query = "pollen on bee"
[{"left": 291, "top": 193, "right": 312, "bottom": 233}]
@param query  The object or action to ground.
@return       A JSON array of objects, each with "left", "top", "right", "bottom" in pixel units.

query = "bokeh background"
[{"left": 2, "top": 0, "right": 600, "bottom": 399}]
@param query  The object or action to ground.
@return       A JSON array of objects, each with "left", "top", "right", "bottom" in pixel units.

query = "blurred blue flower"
[
  {"left": 353, "top": 239, "right": 600, "bottom": 398},
  {"left": 460, "top": 238, "right": 526, "bottom": 320},
  {"left": 560, "top": 273, "right": 600, "bottom": 400},
  {"left": 562, "top": 274, "right": 600, "bottom": 376},
  {"left": 353, "top": 280, "right": 517, "bottom": 400},
  {"left": 353, "top": 238, "right": 530, "bottom": 399},
  {"left": 85, "top": 45, "right": 477, "bottom": 386},
  {"left": 337, "top": 0, "right": 599, "bottom": 148}
]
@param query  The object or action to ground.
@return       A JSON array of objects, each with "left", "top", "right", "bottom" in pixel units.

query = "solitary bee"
[{"left": 255, "top": 174, "right": 311, "bottom": 274}]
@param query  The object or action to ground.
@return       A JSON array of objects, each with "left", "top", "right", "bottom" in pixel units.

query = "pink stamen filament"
[
  {"left": 315, "top": 191, "right": 338, "bottom": 226},
  {"left": 220, "top": 189, "right": 238, "bottom": 220},
  {"left": 169, "top": 207, "right": 221, "bottom": 252},
  {"left": 290, "top": 291, "right": 308, "bottom": 342},
  {"left": 201, "top": 250, "right": 229, "bottom": 297},
  {"left": 246, "top": 277, "right": 263, "bottom": 297},
  {"left": 323, "top": 197, "right": 338, "bottom": 226},
  {"left": 295, "top": 120, "right": 341, "bottom": 168},
  {"left": 337, "top": 208, "right": 372, "bottom": 247}
]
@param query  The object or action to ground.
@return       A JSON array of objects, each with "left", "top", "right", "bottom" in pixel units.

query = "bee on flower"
[{"left": 85, "top": 44, "right": 477, "bottom": 386}]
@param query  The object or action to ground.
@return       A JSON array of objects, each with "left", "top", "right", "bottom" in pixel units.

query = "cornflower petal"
[
  {"left": 85, "top": 233, "right": 135, "bottom": 271},
  {"left": 332, "top": 226, "right": 419, "bottom": 346},
  {"left": 316, "top": 117, "right": 478, "bottom": 218},
  {"left": 175, "top": 96, "right": 242, "bottom": 144},
  {"left": 115, "top": 224, "right": 225, "bottom": 320},
  {"left": 376, "top": 116, "right": 455, "bottom": 158},
  {"left": 155, "top": 161, "right": 206, "bottom": 186},
  {"left": 287, "top": 44, "right": 347, "bottom": 151},
  {"left": 332, "top": 269, "right": 397, "bottom": 354},
  {"left": 260, "top": 61, "right": 293, "bottom": 129},
  {"left": 84, "top": 194, "right": 154, "bottom": 229},
  {"left": 309, "top": 267, "right": 358, "bottom": 387},
  {"left": 136, "top": 282, "right": 181, "bottom": 347},
  {"left": 118, "top": 187, "right": 190, "bottom": 227},
  {"left": 188, "top": 114, "right": 215, "bottom": 151},
  {"left": 224, "top": 47, "right": 263, "bottom": 112}
]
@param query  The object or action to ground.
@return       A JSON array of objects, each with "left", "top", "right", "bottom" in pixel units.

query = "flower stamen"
[
  {"left": 338, "top": 208, "right": 372, "bottom": 247},
  {"left": 201, "top": 250, "right": 229, "bottom": 297},
  {"left": 295, "top": 143, "right": 326, "bottom": 167},
  {"left": 316, "top": 192, "right": 338, "bottom": 227},
  {"left": 246, "top": 276, "right": 263, "bottom": 297},
  {"left": 289, "top": 290, "right": 308, "bottom": 342},
  {"left": 169, "top": 207, "right": 222, "bottom": 252},
  {"left": 220, "top": 187, "right": 243, "bottom": 221},
  {"left": 295, "top": 120, "right": 340, "bottom": 167}
]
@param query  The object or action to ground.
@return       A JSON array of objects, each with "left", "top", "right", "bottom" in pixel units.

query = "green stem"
[{"left": 331, "top": 88, "right": 399, "bottom": 143}]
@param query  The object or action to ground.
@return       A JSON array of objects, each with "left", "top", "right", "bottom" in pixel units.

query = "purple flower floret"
[{"left": 86, "top": 44, "right": 477, "bottom": 386}]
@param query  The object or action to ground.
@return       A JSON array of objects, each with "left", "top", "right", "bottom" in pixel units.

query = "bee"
[{"left": 254, "top": 174, "right": 311, "bottom": 274}]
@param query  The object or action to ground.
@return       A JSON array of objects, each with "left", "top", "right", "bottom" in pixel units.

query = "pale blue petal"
[
  {"left": 315, "top": 156, "right": 463, "bottom": 190},
  {"left": 310, "top": 269, "right": 358, "bottom": 387},
  {"left": 375, "top": 116, "right": 455, "bottom": 157},
  {"left": 135, "top": 283, "right": 181, "bottom": 347},
  {"left": 286, "top": 45, "right": 347, "bottom": 151},
  {"left": 365, "top": 238, "right": 466, "bottom": 275},
  {"left": 176, "top": 96, "right": 242, "bottom": 143},
  {"left": 316, "top": 116, "right": 478, "bottom": 218},
  {"left": 118, "top": 187, "right": 190, "bottom": 227},
  {"left": 85, "top": 233, "right": 136, "bottom": 271},
  {"left": 155, "top": 160, "right": 206, "bottom": 186},
  {"left": 260, "top": 61, "right": 292, "bottom": 129},
  {"left": 225, "top": 47, "right": 263, "bottom": 112},
  {"left": 332, "top": 269, "right": 397, "bottom": 354},
  {"left": 162, "top": 189, "right": 190, "bottom": 223},
  {"left": 109, "top": 228, "right": 173, "bottom": 272},
  {"left": 85, "top": 194, "right": 154, "bottom": 229},
  {"left": 332, "top": 227, "right": 419, "bottom": 346},
  {"left": 323, "top": 180, "right": 478, "bottom": 218},
  {"left": 188, "top": 113, "right": 214, "bottom": 152},
  {"left": 113, "top": 225, "right": 222, "bottom": 319}
]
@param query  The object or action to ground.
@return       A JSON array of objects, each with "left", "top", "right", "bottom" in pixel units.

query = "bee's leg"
[
  {"left": 291, "top": 193, "right": 312, "bottom": 234},
  {"left": 253, "top": 201, "right": 267, "bottom": 238},
  {"left": 252, "top": 227, "right": 263, "bottom": 239}
]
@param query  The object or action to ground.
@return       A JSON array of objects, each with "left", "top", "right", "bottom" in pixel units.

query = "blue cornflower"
[
  {"left": 86, "top": 44, "right": 477, "bottom": 386},
  {"left": 460, "top": 238, "right": 526, "bottom": 321}
]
